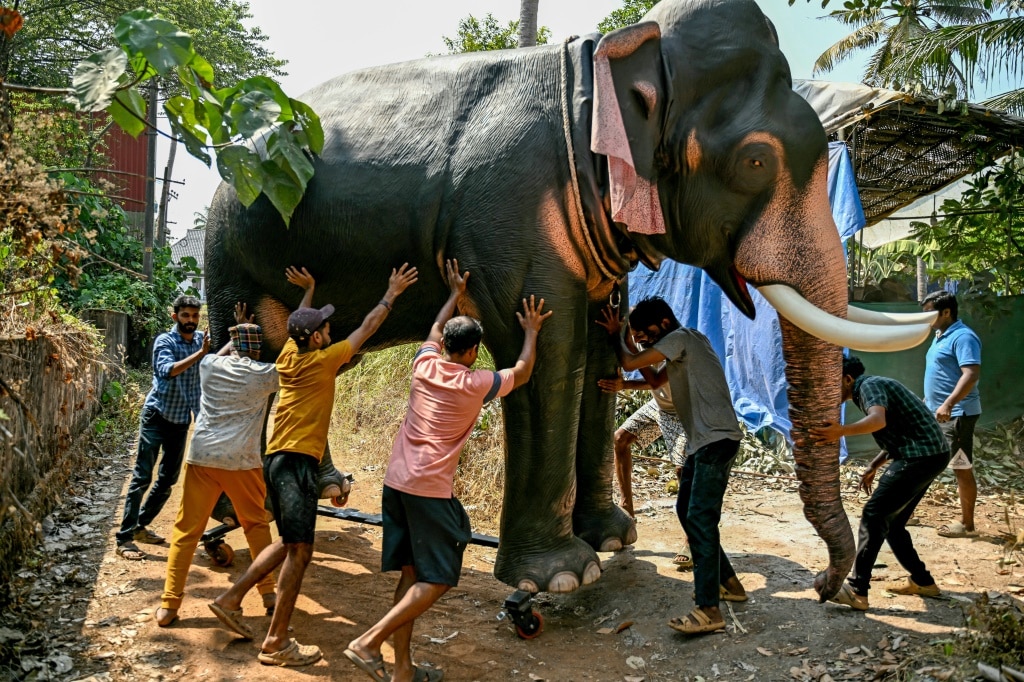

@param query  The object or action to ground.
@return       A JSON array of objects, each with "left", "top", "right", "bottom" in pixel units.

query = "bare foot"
[
  {"left": 722, "top": 576, "right": 746, "bottom": 599},
  {"left": 155, "top": 607, "right": 178, "bottom": 627}
]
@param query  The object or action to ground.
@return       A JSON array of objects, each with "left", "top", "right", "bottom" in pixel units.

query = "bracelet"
[{"left": 378, "top": 299, "right": 392, "bottom": 311}]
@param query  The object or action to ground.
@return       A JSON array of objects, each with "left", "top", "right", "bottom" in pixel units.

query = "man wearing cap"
[
  {"left": 155, "top": 304, "right": 280, "bottom": 628},
  {"left": 211, "top": 263, "right": 418, "bottom": 667}
]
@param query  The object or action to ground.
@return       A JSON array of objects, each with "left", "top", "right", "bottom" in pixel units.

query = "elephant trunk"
[
  {"left": 779, "top": 318, "right": 854, "bottom": 601},
  {"left": 734, "top": 155, "right": 854, "bottom": 601}
]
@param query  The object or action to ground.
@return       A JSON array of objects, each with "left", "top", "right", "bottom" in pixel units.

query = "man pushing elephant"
[{"left": 345, "top": 260, "right": 552, "bottom": 682}]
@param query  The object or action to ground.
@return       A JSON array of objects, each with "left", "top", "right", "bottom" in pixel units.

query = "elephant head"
[{"left": 592, "top": 0, "right": 934, "bottom": 600}]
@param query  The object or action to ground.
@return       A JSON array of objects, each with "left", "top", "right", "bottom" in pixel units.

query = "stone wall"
[{"left": 0, "top": 313, "right": 127, "bottom": 592}]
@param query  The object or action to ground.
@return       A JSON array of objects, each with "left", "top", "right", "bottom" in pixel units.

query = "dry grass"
[{"left": 327, "top": 344, "right": 507, "bottom": 535}]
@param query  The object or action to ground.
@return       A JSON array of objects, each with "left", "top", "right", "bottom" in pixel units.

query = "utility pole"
[{"left": 142, "top": 79, "right": 158, "bottom": 281}]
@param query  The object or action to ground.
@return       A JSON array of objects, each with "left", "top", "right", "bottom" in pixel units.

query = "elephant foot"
[
  {"left": 574, "top": 505, "right": 638, "bottom": 553},
  {"left": 494, "top": 535, "right": 601, "bottom": 594},
  {"left": 813, "top": 566, "right": 846, "bottom": 603},
  {"left": 317, "top": 451, "right": 352, "bottom": 502}
]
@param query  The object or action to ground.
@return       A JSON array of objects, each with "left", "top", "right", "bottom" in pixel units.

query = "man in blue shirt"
[
  {"left": 116, "top": 295, "right": 209, "bottom": 560},
  {"left": 921, "top": 291, "right": 982, "bottom": 538}
]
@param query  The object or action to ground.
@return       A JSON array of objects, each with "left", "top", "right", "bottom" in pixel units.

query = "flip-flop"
[
  {"left": 937, "top": 522, "right": 978, "bottom": 538},
  {"left": 208, "top": 602, "right": 254, "bottom": 640},
  {"left": 690, "top": 586, "right": 749, "bottom": 602},
  {"left": 116, "top": 542, "right": 145, "bottom": 561},
  {"left": 413, "top": 666, "right": 445, "bottom": 682},
  {"left": 258, "top": 639, "right": 322, "bottom": 667},
  {"left": 672, "top": 550, "right": 694, "bottom": 570},
  {"left": 668, "top": 608, "right": 725, "bottom": 635},
  {"left": 343, "top": 648, "right": 390, "bottom": 681}
]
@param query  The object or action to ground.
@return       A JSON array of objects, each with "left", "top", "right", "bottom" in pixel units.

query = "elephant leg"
[
  {"left": 490, "top": 289, "right": 601, "bottom": 594},
  {"left": 316, "top": 443, "right": 352, "bottom": 501},
  {"left": 572, "top": 299, "right": 637, "bottom": 552}
]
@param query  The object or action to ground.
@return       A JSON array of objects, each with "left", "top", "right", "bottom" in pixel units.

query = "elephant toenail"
[
  {"left": 582, "top": 561, "right": 601, "bottom": 585},
  {"left": 548, "top": 572, "right": 581, "bottom": 593},
  {"left": 600, "top": 538, "right": 623, "bottom": 552},
  {"left": 517, "top": 579, "right": 539, "bottom": 594}
]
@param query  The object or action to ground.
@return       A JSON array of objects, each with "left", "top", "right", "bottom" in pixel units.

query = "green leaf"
[
  {"left": 69, "top": 47, "right": 128, "bottom": 111},
  {"left": 114, "top": 9, "right": 195, "bottom": 76},
  {"left": 229, "top": 90, "right": 282, "bottom": 138},
  {"left": 217, "top": 145, "right": 264, "bottom": 206},
  {"left": 107, "top": 89, "right": 148, "bottom": 138},
  {"left": 267, "top": 129, "right": 314, "bottom": 188},
  {"left": 290, "top": 99, "right": 324, "bottom": 154},
  {"left": 260, "top": 159, "right": 305, "bottom": 227},
  {"left": 164, "top": 96, "right": 212, "bottom": 165}
]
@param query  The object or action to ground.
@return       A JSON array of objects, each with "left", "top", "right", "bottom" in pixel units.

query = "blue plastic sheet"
[{"left": 627, "top": 142, "right": 865, "bottom": 456}]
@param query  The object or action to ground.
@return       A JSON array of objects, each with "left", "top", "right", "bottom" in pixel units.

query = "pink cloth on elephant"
[{"left": 590, "top": 50, "right": 666, "bottom": 235}]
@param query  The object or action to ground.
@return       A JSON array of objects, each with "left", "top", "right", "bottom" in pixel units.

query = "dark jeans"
[
  {"left": 848, "top": 453, "right": 950, "bottom": 595},
  {"left": 676, "top": 438, "right": 740, "bottom": 608},
  {"left": 116, "top": 407, "right": 190, "bottom": 545}
]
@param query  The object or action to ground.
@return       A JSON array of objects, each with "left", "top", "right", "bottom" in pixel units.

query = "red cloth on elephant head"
[{"left": 590, "top": 49, "right": 666, "bottom": 235}]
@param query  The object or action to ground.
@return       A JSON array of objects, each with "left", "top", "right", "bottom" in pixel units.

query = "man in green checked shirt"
[{"left": 809, "top": 355, "right": 950, "bottom": 612}]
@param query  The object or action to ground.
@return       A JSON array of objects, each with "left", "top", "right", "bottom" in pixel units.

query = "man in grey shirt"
[{"left": 598, "top": 296, "right": 745, "bottom": 635}]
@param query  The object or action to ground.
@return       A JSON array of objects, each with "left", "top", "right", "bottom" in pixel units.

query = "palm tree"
[
  {"left": 813, "top": 0, "right": 993, "bottom": 95},
  {"left": 884, "top": 5, "right": 1024, "bottom": 115},
  {"left": 518, "top": 0, "right": 539, "bottom": 47}
]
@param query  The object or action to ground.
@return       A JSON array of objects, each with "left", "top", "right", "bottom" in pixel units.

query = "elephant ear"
[{"left": 590, "top": 21, "right": 666, "bottom": 235}]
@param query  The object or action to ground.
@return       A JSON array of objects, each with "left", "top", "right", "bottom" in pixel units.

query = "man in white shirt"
[{"left": 155, "top": 308, "right": 280, "bottom": 628}]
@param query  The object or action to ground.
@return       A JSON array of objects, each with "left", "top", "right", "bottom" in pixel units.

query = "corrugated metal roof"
[{"left": 170, "top": 229, "right": 205, "bottom": 269}]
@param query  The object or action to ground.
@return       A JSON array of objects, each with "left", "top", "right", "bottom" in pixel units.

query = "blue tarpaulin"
[{"left": 627, "top": 142, "right": 865, "bottom": 450}]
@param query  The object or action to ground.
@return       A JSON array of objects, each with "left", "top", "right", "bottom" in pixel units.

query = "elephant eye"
[{"left": 750, "top": 159, "right": 764, "bottom": 168}]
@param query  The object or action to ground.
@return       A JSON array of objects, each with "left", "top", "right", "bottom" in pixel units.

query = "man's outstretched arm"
[
  {"left": 427, "top": 259, "right": 469, "bottom": 345},
  {"left": 508, "top": 295, "right": 554, "bottom": 389},
  {"left": 286, "top": 266, "right": 316, "bottom": 308}
]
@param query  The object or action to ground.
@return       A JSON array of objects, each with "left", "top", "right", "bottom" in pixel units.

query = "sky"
[{"left": 162, "top": 0, "right": 866, "bottom": 242}]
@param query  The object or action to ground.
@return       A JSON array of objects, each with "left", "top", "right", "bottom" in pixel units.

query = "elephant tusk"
[
  {"left": 846, "top": 306, "right": 938, "bottom": 326},
  {"left": 759, "top": 285, "right": 933, "bottom": 352}
]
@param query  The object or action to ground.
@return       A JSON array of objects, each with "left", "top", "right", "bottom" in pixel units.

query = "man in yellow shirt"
[{"left": 210, "top": 263, "right": 418, "bottom": 667}]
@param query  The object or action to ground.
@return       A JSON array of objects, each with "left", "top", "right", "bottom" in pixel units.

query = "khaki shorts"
[{"left": 621, "top": 399, "right": 688, "bottom": 466}]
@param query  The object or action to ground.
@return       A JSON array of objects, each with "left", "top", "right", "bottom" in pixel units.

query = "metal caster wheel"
[
  {"left": 515, "top": 610, "right": 543, "bottom": 640},
  {"left": 206, "top": 542, "right": 235, "bottom": 567}
]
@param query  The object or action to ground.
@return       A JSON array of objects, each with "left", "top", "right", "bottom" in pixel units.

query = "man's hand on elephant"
[
  {"left": 597, "top": 375, "right": 626, "bottom": 393},
  {"left": 233, "top": 302, "right": 254, "bottom": 325},
  {"left": 595, "top": 305, "right": 622, "bottom": 336},
  {"left": 808, "top": 421, "right": 843, "bottom": 445},
  {"left": 516, "top": 295, "right": 553, "bottom": 333},
  {"left": 445, "top": 259, "right": 470, "bottom": 297},
  {"left": 285, "top": 266, "right": 315, "bottom": 291},
  {"left": 201, "top": 330, "right": 211, "bottom": 355},
  {"left": 385, "top": 263, "right": 419, "bottom": 300}
]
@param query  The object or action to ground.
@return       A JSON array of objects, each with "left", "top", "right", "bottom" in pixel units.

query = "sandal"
[
  {"left": 133, "top": 527, "right": 166, "bottom": 545},
  {"left": 668, "top": 608, "right": 725, "bottom": 635},
  {"left": 885, "top": 577, "right": 940, "bottom": 597},
  {"left": 258, "top": 639, "right": 322, "bottom": 667},
  {"left": 413, "top": 666, "right": 445, "bottom": 682},
  {"left": 672, "top": 548, "right": 694, "bottom": 570},
  {"left": 937, "top": 522, "right": 978, "bottom": 538},
  {"left": 116, "top": 542, "right": 145, "bottom": 561},
  {"left": 208, "top": 602, "right": 255, "bottom": 640},
  {"left": 690, "top": 585, "right": 749, "bottom": 603},
  {"left": 344, "top": 648, "right": 390, "bottom": 681},
  {"left": 829, "top": 583, "right": 868, "bottom": 611}
]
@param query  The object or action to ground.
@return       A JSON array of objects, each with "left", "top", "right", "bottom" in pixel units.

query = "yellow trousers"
[{"left": 161, "top": 464, "right": 275, "bottom": 610}]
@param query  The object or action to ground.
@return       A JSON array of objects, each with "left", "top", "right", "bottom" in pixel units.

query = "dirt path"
[{"left": 5, "top": 440, "right": 1023, "bottom": 682}]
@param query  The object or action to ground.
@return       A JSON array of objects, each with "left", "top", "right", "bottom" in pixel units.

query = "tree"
[
  {"left": 598, "top": 0, "right": 657, "bottom": 33},
  {"left": 810, "top": 0, "right": 992, "bottom": 94},
  {"left": 441, "top": 13, "right": 550, "bottom": 54},
  {"left": 5, "top": 0, "right": 285, "bottom": 89},
  {"left": 518, "top": 0, "right": 539, "bottom": 48}
]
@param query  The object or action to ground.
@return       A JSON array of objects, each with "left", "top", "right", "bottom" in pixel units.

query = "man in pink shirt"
[{"left": 345, "top": 259, "right": 552, "bottom": 682}]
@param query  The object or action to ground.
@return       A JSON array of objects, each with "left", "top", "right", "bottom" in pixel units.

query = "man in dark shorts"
[
  {"left": 921, "top": 291, "right": 982, "bottom": 538},
  {"left": 210, "top": 264, "right": 418, "bottom": 667},
  {"left": 344, "top": 259, "right": 552, "bottom": 682},
  {"left": 810, "top": 355, "right": 950, "bottom": 611}
]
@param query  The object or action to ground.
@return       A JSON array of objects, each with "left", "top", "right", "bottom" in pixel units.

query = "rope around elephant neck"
[{"left": 560, "top": 35, "right": 618, "bottom": 283}]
